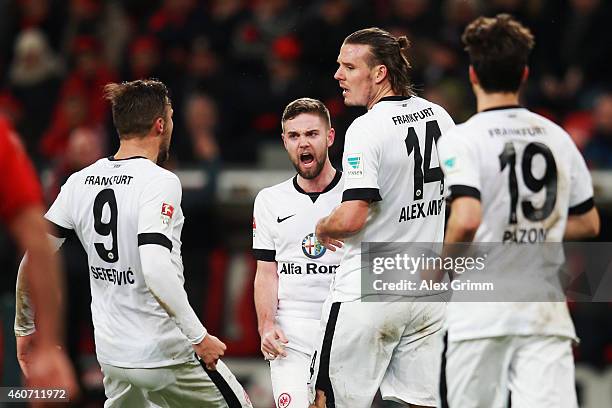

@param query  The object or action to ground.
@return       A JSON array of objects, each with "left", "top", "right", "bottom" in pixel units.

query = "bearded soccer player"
[
  {"left": 15, "top": 79, "right": 252, "bottom": 407},
  {"left": 312, "top": 28, "right": 455, "bottom": 407},
  {"left": 437, "top": 14, "right": 599, "bottom": 408},
  {"left": 253, "top": 98, "right": 343, "bottom": 408}
]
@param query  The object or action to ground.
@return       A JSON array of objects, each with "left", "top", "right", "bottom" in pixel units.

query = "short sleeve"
[
  {"left": 0, "top": 124, "right": 43, "bottom": 223},
  {"left": 438, "top": 130, "right": 481, "bottom": 200},
  {"left": 568, "top": 144, "right": 594, "bottom": 215},
  {"left": 45, "top": 176, "right": 76, "bottom": 237},
  {"left": 137, "top": 175, "right": 181, "bottom": 251},
  {"left": 252, "top": 191, "right": 276, "bottom": 261},
  {"left": 342, "top": 120, "right": 382, "bottom": 202}
]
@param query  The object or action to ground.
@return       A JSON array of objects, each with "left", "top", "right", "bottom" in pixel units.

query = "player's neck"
[
  {"left": 367, "top": 83, "right": 396, "bottom": 110},
  {"left": 297, "top": 160, "right": 337, "bottom": 193},
  {"left": 476, "top": 91, "right": 520, "bottom": 113},
  {"left": 114, "top": 138, "right": 160, "bottom": 163}
]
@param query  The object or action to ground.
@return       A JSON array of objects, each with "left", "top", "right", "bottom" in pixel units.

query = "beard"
[
  {"left": 156, "top": 145, "right": 169, "bottom": 164},
  {"left": 156, "top": 129, "right": 171, "bottom": 164},
  {"left": 292, "top": 152, "right": 326, "bottom": 180}
]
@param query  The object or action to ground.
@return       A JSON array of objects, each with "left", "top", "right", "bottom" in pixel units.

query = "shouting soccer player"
[
  {"left": 312, "top": 28, "right": 455, "bottom": 407},
  {"left": 253, "top": 98, "right": 343, "bottom": 408},
  {"left": 15, "top": 79, "right": 252, "bottom": 407},
  {"left": 438, "top": 14, "right": 599, "bottom": 408}
]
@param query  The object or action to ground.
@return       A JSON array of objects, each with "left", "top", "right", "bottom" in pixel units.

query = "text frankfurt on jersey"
[
  {"left": 391, "top": 107, "right": 435, "bottom": 125},
  {"left": 84, "top": 174, "right": 134, "bottom": 186},
  {"left": 399, "top": 198, "right": 444, "bottom": 223}
]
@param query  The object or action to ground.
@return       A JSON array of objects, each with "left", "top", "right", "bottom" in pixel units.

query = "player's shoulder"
[{"left": 255, "top": 176, "right": 295, "bottom": 202}]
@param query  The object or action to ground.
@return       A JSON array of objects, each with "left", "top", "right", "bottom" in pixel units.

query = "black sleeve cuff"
[
  {"left": 48, "top": 221, "right": 73, "bottom": 238},
  {"left": 138, "top": 233, "right": 172, "bottom": 251},
  {"left": 342, "top": 188, "right": 382, "bottom": 202},
  {"left": 253, "top": 249, "right": 276, "bottom": 262},
  {"left": 449, "top": 185, "right": 481, "bottom": 201},
  {"left": 569, "top": 197, "right": 594, "bottom": 215}
]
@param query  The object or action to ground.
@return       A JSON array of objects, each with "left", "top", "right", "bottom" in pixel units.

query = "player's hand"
[
  {"left": 25, "top": 340, "right": 79, "bottom": 402},
  {"left": 260, "top": 324, "right": 288, "bottom": 360},
  {"left": 315, "top": 222, "right": 343, "bottom": 252},
  {"left": 193, "top": 334, "right": 227, "bottom": 370},
  {"left": 308, "top": 390, "right": 326, "bottom": 408}
]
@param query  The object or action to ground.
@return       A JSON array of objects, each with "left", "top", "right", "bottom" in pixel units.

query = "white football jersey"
[
  {"left": 252, "top": 171, "right": 344, "bottom": 323},
  {"left": 333, "top": 96, "right": 455, "bottom": 302},
  {"left": 46, "top": 156, "right": 193, "bottom": 367},
  {"left": 438, "top": 106, "right": 595, "bottom": 341}
]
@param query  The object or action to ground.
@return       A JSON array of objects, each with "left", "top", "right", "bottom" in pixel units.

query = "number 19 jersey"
[
  {"left": 437, "top": 107, "right": 595, "bottom": 341},
  {"left": 45, "top": 156, "right": 193, "bottom": 367}
]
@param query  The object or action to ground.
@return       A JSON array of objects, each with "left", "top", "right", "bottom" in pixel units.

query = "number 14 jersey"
[
  {"left": 45, "top": 156, "right": 193, "bottom": 367},
  {"left": 333, "top": 96, "right": 455, "bottom": 302}
]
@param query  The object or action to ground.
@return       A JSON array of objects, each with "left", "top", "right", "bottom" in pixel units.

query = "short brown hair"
[
  {"left": 462, "top": 14, "right": 535, "bottom": 93},
  {"left": 344, "top": 27, "right": 415, "bottom": 96},
  {"left": 281, "top": 98, "right": 331, "bottom": 131},
  {"left": 103, "top": 79, "right": 170, "bottom": 138}
]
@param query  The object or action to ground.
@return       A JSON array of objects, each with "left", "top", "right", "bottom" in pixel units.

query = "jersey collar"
[
  {"left": 293, "top": 169, "right": 342, "bottom": 203},
  {"left": 480, "top": 105, "right": 523, "bottom": 112},
  {"left": 377, "top": 95, "right": 412, "bottom": 104},
  {"left": 108, "top": 155, "right": 148, "bottom": 161}
]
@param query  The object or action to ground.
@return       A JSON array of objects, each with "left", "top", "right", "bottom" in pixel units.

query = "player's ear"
[
  {"left": 281, "top": 133, "right": 288, "bottom": 150},
  {"left": 154, "top": 117, "right": 164, "bottom": 135},
  {"left": 521, "top": 66, "right": 529, "bottom": 84},
  {"left": 374, "top": 64, "right": 387, "bottom": 85},
  {"left": 327, "top": 127, "right": 335, "bottom": 147},
  {"left": 468, "top": 65, "right": 479, "bottom": 86}
]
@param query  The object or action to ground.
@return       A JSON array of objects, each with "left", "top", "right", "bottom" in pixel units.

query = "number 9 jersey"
[{"left": 45, "top": 156, "right": 194, "bottom": 368}]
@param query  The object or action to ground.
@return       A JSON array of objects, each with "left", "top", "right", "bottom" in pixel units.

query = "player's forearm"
[
  {"left": 14, "top": 254, "right": 36, "bottom": 337},
  {"left": 317, "top": 202, "right": 366, "bottom": 239},
  {"left": 254, "top": 267, "right": 279, "bottom": 336},
  {"left": 139, "top": 245, "right": 206, "bottom": 344},
  {"left": 12, "top": 210, "right": 63, "bottom": 346}
]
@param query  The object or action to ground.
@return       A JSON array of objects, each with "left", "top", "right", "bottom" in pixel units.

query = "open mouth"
[{"left": 300, "top": 152, "right": 314, "bottom": 166}]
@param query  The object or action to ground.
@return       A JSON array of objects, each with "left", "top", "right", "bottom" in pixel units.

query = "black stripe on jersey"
[
  {"left": 448, "top": 185, "right": 481, "bottom": 201},
  {"left": 196, "top": 354, "right": 242, "bottom": 408},
  {"left": 569, "top": 197, "right": 594, "bottom": 215},
  {"left": 137, "top": 233, "right": 172, "bottom": 251},
  {"left": 439, "top": 332, "right": 449, "bottom": 408},
  {"left": 253, "top": 248, "right": 275, "bottom": 262},
  {"left": 47, "top": 221, "right": 73, "bottom": 238},
  {"left": 315, "top": 302, "right": 341, "bottom": 407},
  {"left": 342, "top": 188, "right": 382, "bottom": 202}
]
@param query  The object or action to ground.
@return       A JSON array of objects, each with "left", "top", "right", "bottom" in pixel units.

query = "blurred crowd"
[
  {"left": 1, "top": 0, "right": 612, "bottom": 401},
  {"left": 0, "top": 0, "right": 612, "bottom": 174}
]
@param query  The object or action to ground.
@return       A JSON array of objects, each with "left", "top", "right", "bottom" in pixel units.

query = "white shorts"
[
  {"left": 101, "top": 355, "right": 252, "bottom": 407},
  {"left": 309, "top": 296, "right": 446, "bottom": 408},
  {"left": 269, "top": 316, "right": 320, "bottom": 408},
  {"left": 270, "top": 347, "right": 312, "bottom": 408},
  {"left": 443, "top": 335, "right": 578, "bottom": 408}
]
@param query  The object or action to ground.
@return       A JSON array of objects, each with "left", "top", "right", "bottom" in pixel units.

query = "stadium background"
[{"left": 0, "top": 0, "right": 611, "bottom": 406}]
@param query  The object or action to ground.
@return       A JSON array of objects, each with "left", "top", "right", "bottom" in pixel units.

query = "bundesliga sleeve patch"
[
  {"left": 161, "top": 203, "right": 174, "bottom": 225},
  {"left": 345, "top": 152, "right": 364, "bottom": 178}
]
